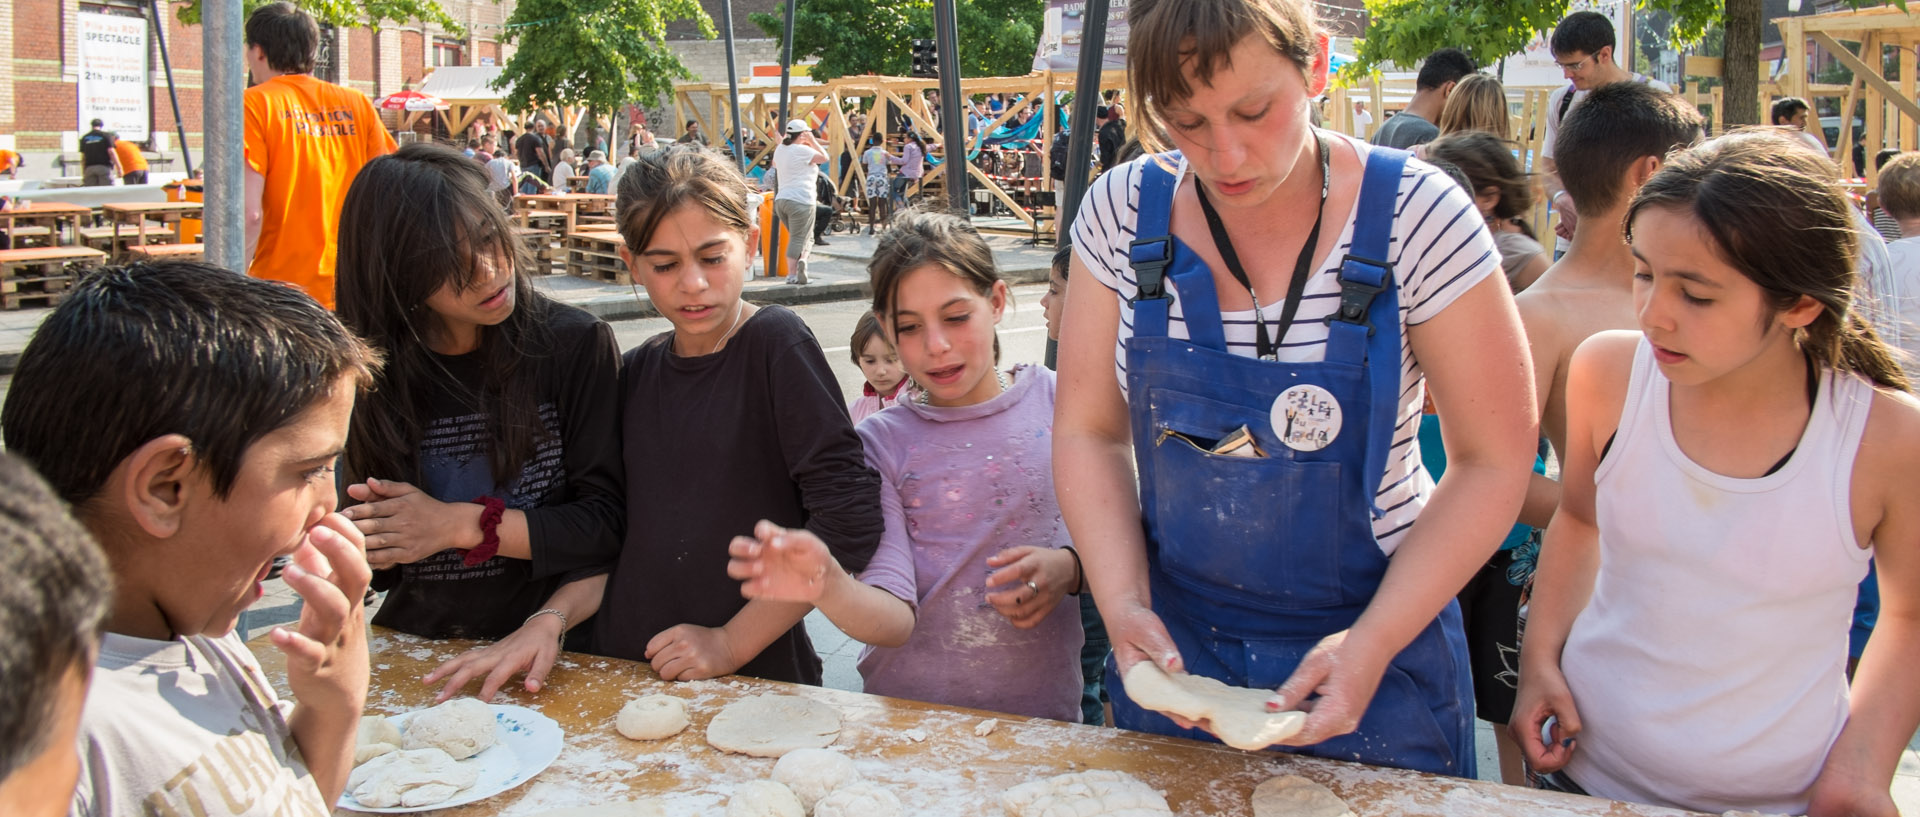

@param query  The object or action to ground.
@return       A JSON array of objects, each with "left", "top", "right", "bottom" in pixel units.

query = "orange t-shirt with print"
[
  {"left": 111, "top": 140, "right": 148, "bottom": 173},
  {"left": 244, "top": 74, "right": 396, "bottom": 309}
]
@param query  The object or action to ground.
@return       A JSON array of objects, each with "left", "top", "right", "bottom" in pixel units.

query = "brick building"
[{"left": 0, "top": 0, "right": 518, "bottom": 179}]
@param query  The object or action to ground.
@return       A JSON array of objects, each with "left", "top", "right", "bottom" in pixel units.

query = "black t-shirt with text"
[{"left": 79, "top": 129, "right": 116, "bottom": 167}]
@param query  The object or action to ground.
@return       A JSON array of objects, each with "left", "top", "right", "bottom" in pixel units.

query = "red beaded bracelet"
[{"left": 464, "top": 496, "right": 505, "bottom": 567}]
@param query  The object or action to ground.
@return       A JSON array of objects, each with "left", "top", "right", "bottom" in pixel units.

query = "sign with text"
[
  {"left": 1033, "top": 0, "right": 1128, "bottom": 72},
  {"left": 78, "top": 12, "right": 149, "bottom": 142}
]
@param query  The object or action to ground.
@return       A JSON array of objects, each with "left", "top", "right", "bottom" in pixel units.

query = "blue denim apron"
[{"left": 1106, "top": 149, "right": 1476, "bottom": 777}]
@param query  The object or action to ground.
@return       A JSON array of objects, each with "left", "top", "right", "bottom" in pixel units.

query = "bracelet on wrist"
[
  {"left": 1061, "top": 546, "right": 1085, "bottom": 596},
  {"left": 464, "top": 496, "right": 505, "bottom": 567},
  {"left": 524, "top": 608, "right": 568, "bottom": 646}
]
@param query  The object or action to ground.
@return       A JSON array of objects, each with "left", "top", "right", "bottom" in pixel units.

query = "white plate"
[{"left": 338, "top": 703, "right": 563, "bottom": 813}]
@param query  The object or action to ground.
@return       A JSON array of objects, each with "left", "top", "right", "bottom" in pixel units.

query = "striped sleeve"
[{"left": 1395, "top": 157, "right": 1501, "bottom": 326}]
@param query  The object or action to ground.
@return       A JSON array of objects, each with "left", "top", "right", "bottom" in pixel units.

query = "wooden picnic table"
[
  {"left": 0, "top": 200, "right": 90, "bottom": 249},
  {"left": 249, "top": 628, "right": 1701, "bottom": 817},
  {"left": 102, "top": 201, "right": 203, "bottom": 249},
  {"left": 515, "top": 193, "right": 615, "bottom": 236}
]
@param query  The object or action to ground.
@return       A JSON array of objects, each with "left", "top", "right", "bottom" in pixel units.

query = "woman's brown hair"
[
  {"left": 1436, "top": 73, "right": 1511, "bottom": 140},
  {"left": 1126, "top": 0, "right": 1324, "bottom": 156},
  {"left": 1425, "top": 131, "right": 1532, "bottom": 221},
  {"left": 615, "top": 145, "right": 756, "bottom": 253},
  {"left": 1625, "top": 128, "right": 1909, "bottom": 390}
]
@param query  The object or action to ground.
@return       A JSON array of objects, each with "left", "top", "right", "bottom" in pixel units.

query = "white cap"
[{"left": 785, "top": 119, "right": 810, "bottom": 134}]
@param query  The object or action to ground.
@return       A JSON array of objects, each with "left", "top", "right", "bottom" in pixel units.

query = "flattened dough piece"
[
  {"left": 1121, "top": 661, "right": 1306, "bottom": 751},
  {"left": 1001, "top": 769, "right": 1172, "bottom": 817},
  {"left": 771, "top": 747, "right": 860, "bottom": 811},
  {"left": 726, "top": 780, "right": 805, "bottom": 817},
  {"left": 1251, "top": 775, "right": 1354, "bottom": 817},
  {"left": 813, "top": 781, "right": 903, "bottom": 817},
  {"left": 355, "top": 714, "right": 403, "bottom": 765},
  {"left": 615, "top": 694, "right": 690, "bottom": 741},
  {"left": 346, "top": 747, "right": 481, "bottom": 808},
  {"left": 401, "top": 697, "right": 498, "bottom": 760},
  {"left": 705, "top": 694, "right": 842, "bottom": 758}
]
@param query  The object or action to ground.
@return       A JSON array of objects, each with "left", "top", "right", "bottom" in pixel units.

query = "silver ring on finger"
[{"left": 1026, "top": 580, "right": 1038, "bottom": 600}]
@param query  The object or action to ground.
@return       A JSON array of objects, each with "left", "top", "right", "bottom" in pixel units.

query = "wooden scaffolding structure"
[
  {"left": 673, "top": 69, "right": 1128, "bottom": 239},
  {"left": 1778, "top": 6, "right": 1920, "bottom": 184}
]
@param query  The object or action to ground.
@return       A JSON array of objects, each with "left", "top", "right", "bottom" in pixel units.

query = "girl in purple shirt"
[{"left": 729, "top": 211, "right": 1085, "bottom": 721}]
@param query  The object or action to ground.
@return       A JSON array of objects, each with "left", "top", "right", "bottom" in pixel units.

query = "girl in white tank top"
[{"left": 1511, "top": 131, "right": 1920, "bottom": 816}]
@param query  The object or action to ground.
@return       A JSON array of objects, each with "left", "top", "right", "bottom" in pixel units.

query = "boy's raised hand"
[
  {"left": 270, "top": 512, "right": 371, "bottom": 804},
  {"left": 726, "top": 520, "right": 837, "bottom": 603},
  {"left": 271, "top": 512, "right": 371, "bottom": 700}
]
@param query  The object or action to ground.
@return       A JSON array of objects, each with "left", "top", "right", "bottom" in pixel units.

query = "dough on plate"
[
  {"left": 727, "top": 780, "right": 805, "bottom": 817},
  {"left": 615, "top": 694, "right": 690, "bottom": 741},
  {"left": 705, "top": 695, "right": 842, "bottom": 758},
  {"left": 355, "top": 715, "right": 402, "bottom": 764},
  {"left": 402, "top": 697, "right": 497, "bottom": 760},
  {"left": 346, "top": 747, "right": 481, "bottom": 808},
  {"left": 1121, "top": 661, "right": 1305, "bottom": 751},
  {"left": 771, "top": 747, "right": 860, "bottom": 811},
  {"left": 1251, "top": 775, "right": 1353, "bottom": 817},
  {"left": 813, "top": 781, "right": 902, "bottom": 817},
  {"left": 1001, "top": 769, "right": 1172, "bottom": 816}
]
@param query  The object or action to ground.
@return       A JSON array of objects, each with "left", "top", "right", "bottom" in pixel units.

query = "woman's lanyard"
[{"left": 1194, "top": 133, "right": 1332, "bottom": 361}]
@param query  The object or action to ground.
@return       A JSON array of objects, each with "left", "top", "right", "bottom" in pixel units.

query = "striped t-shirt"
[{"left": 1069, "top": 134, "right": 1500, "bottom": 554}]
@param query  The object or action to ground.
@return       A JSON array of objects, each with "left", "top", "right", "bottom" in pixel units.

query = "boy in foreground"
[
  {"left": 1, "top": 261, "right": 382, "bottom": 816},
  {"left": 0, "top": 454, "right": 113, "bottom": 817}
]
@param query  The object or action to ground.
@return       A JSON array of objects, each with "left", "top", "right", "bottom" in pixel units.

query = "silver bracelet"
[{"left": 524, "top": 608, "right": 568, "bottom": 646}]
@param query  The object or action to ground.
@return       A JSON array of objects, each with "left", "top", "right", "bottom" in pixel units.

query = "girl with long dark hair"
[{"left": 334, "top": 142, "right": 624, "bottom": 700}]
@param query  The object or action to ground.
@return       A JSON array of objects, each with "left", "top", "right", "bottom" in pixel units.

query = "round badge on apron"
[{"left": 1271, "top": 384, "right": 1343, "bottom": 452}]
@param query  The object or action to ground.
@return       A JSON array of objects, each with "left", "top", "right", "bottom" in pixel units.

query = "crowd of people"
[{"left": 1, "top": 0, "right": 1918, "bottom": 816}]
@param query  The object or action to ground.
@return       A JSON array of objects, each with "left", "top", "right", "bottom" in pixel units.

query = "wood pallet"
[
  {"left": 513, "top": 226, "right": 561, "bottom": 274},
  {"left": 566, "top": 231, "right": 630, "bottom": 285},
  {"left": 79, "top": 224, "right": 172, "bottom": 255},
  {"left": 1, "top": 225, "right": 55, "bottom": 248},
  {"left": 0, "top": 246, "right": 106, "bottom": 310}
]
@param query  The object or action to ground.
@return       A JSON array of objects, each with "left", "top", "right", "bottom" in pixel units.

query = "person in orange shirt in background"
[
  {"left": 0, "top": 148, "right": 20, "bottom": 179},
  {"left": 242, "top": 1, "right": 395, "bottom": 309},
  {"left": 110, "top": 138, "right": 148, "bottom": 185}
]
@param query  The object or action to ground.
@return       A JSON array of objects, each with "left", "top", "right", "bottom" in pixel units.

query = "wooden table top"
[
  {"left": 250, "top": 628, "right": 1698, "bottom": 817},
  {"left": 517, "top": 193, "right": 615, "bottom": 203},
  {"left": 102, "top": 201, "right": 203, "bottom": 215},
  {"left": 0, "top": 201, "right": 92, "bottom": 216},
  {"left": 0, "top": 245, "right": 106, "bottom": 262}
]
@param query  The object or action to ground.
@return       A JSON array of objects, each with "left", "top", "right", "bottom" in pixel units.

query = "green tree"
[
  {"left": 172, "top": 0, "right": 461, "bottom": 33},
  {"left": 1345, "top": 0, "right": 1774, "bottom": 126},
  {"left": 494, "top": 0, "right": 714, "bottom": 114},
  {"left": 749, "top": 0, "right": 1044, "bottom": 82}
]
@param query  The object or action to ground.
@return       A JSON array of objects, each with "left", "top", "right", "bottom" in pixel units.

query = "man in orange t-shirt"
[
  {"left": 0, "top": 149, "right": 19, "bottom": 179},
  {"left": 242, "top": 2, "right": 395, "bottom": 309},
  {"left": 111, "top": 138, "right": 149, "bottom": 185}
]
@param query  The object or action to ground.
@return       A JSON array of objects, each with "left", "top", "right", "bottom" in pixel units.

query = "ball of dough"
[
  {"left": 812, "top": 781, "right": 902, "bottom": 817},
  {"left": 355, "top": 715, "right": 403, "bottom": 765},
  {"left": 615, "top": 694, "right": 690, "bottom": 741},
  {"left": 771, "top": 748, "right": 860, "bottom": 811},
  {"left": 346, "top": 747, "right": 480, "bottom": 808},
  {"left": 1251, "top": 775, "right": 1353, "bottom": 817},
  {"left": 726, "top": 780, "right": 805, "bottom": 817},
  {"left": 705, "top": 694, "right": 842, "bottom": 757},
  {"left": 402, "top": 697, "right": 497, "bottom": 760}
]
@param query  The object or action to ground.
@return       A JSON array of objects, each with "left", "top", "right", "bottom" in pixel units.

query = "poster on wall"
[
  {"left": 1033, "top": 0, "right": 1129, "bottom": 72},
  {"left": 1499, "top": 0, "right": 1631, "bottom": 90},
  {"left": 78, "top": 12, "right": 150, "bottom": 142}
]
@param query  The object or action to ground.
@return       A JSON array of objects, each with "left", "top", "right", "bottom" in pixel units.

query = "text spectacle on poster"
[
  {"left": 78, "top": 12, "right": 150, "bottom": 142},
  {"left": 1033, "top": 0, "right": 1129, "bottom": 72}
]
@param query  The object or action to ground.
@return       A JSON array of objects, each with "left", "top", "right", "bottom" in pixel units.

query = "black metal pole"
[
  {"left": 148, "top": 0, "right": 193, "bottom": 175},
  {"left": 1058, "top": 0, "right": 1108, "bottom": 237},
  {"left": 768, "top": 0, "right": 798, "bottom": 276},
  {"left": 719, "top": 0, "right": 747, "bottom": 171},
  {"left": 1047, "top": 0, "right": 1109, "bottom": 370},
  {"left": 932, "top": 0, "right": 967, "bottom": 214}
]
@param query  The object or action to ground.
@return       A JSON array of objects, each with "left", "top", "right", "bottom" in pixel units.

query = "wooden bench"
[
  {"left": 0, "top": 246, "right": 106, "bottom": 309},
  {"left": 126, "top": 243, "right": 204, "bottom": 261},
  {"left": 0, "top": 225, "right": 54, "bottom": 248},
  {"left": 566, "top": 231, "right": 630, "bottom": 285}
]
